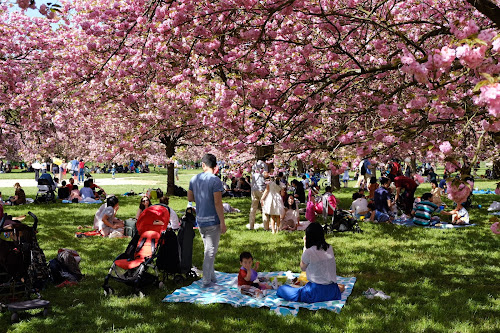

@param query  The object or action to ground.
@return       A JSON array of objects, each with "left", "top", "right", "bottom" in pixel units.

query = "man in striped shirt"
[{"left": 412, "top": 193, "right": 438, "bottom": 226}]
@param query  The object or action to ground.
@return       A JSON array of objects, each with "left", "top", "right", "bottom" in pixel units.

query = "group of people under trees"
[
  {"left": 93, "top": 194, "right": 180, "bottom": 237},
  {"left": 348, "top": 159, "right": 470, "bottom": 226}
]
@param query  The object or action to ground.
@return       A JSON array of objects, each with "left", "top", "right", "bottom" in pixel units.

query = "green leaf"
[
  {"left": 473, "top": 80, "right": 490, "bottom": 93},
  {"left": 480, "top": 72, "right": 496, "bottom": 83}
]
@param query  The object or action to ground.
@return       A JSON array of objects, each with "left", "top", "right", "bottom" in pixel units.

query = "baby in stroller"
[{"left": 94, "top": 196, "right": 124, "bottom": 237}]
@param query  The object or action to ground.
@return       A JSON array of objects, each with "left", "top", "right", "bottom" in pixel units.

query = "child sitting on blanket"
[
  {"left": 441, "top": 203, "right": 470, "bottom": 225},
  {"left": 277, "top": 223, "right": 345, "bottom": 303},
  {"left": 238, "top": 252, "right": 272, "bottom": 297}
]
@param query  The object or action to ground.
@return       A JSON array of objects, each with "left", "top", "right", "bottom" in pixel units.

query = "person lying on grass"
[
  {"left": 277, "top": 223, "right": 345, "bottom": 303},
  {"left": 238, "top": 251, "right": 272, "bottom": 297}
]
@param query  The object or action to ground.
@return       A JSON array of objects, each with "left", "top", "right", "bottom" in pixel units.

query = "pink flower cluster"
[{"left": 446, "top": 180, "right": 473, "bottom": 205}]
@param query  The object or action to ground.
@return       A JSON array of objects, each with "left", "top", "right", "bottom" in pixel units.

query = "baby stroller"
[
  {"left": 0, "top": 212, "right": 51, "bottom": 322},
  {"left": 323, "top": 209, "right": 363, "bottom": 234},
  {"left": 156, "top": 207, "right": 198, "bottom": 284},
  {"left": 35, "top": 178, "right": 56, "bottom": 204},
  {"left": 102, "top": 204, "right": 170, "bottom": 296}
]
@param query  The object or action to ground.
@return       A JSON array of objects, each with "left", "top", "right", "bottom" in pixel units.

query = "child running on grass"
[{"left": 238, "top": 252, "right": 272, "bottom": 297}]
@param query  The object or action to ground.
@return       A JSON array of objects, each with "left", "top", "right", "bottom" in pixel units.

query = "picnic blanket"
[
  {"left": 392, "top": 219, "right": 476, "bottom": 229},
  {"left": 163, "top": 271, "right": 356, "bottom": 316},
  {"left": 62, "top": 199, "right": 102, "bottom": 204},
  {"left": 246, "top": 221, "right": 311, "bottom": 231},
  {"left": 472, "top": 190, "right": 496, "bottom": 194}
]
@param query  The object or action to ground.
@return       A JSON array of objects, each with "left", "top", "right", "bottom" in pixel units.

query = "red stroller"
[{"left": 102, "top": 204, "right": 170, "bottom": 296}]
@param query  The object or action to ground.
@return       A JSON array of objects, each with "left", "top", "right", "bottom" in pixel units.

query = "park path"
[{"left": 0, "top": 177, "right": 163, "bottom": 188}]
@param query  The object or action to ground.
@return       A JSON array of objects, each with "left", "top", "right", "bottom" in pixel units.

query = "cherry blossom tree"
[{"left": 2, "top": 0, "right": 500, "bottom": 189}]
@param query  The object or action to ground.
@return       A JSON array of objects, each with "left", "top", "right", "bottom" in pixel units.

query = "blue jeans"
[
  {"left": 198, "top": 224, "right": 221, "bottom": 286},
  {"left": 277, "top": 282, "right": 341, "bottom": 303},
  {"left": 78, "top": 169, "right": 85, "bottom": 182}
]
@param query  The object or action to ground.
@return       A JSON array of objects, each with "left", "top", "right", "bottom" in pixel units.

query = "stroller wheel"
[
  {"left": 187, "top": 270, "right": 197, "bottom": 279},
  {"left": 11, "top": 312, "right": 19, "bottom": 323},
  {"left": 136, "top": 290, "right": 145, "bottom": 298},
  {"left": 103, "top": 286, "right": 114, "bottom": 297},
  {"left": 158, "top": 281, "right": 165, "bottom": 289},
  {"left": 43, "top": 307, "right": 49, "bottom": 317},
  {"left": 174, "top": 275, "right": 184, "bottom": 284}
]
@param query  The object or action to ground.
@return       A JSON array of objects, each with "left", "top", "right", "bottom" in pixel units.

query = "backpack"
[
  {"left": 174, "top": 185, "right": 188, "bottom": 197},
  {"left": 49, "top": 249, "right": 82, "bottom": 283},
  {"left": 124, "top": 218, "right": 137, "bottom": 237},
  {"left": 156, "top": 230, "right": 180, "bottom": 274}
]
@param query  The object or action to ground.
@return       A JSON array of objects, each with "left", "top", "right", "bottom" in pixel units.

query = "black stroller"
[
  {"left": 323, "top": 209, "right": 363, "bottom": 234},
  {"left": 35, "top": 178, "right": 56, "bottom": 204},
  {"left": 156, "top": 207, "right": 198, "bottom": 284},
  {"left": 0, "top": 212, "right": 51, "bottom": 322}
]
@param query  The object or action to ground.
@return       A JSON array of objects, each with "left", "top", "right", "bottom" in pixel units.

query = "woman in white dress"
[{"left": 261, "top": 173, "right": 285, "bottom": 234}]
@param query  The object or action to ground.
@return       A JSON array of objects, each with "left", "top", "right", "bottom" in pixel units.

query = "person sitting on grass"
[
  {"left": 238, "top": 252, "right": 272, "bottom": 297},
  {"left": 89, "top": 179, "right": 106, "bottom": 199},
  {"left": 441, "top": 202, "right": 470, "bottom": 225},
  {"left": 277, "top": 223, "right": 345, "bottom": 303},
  {"left": 80, "top": 180, "right": 95, "bottom": 200},
  {"left": 95, "top": 196, "right": 124, "bottom": 236},
  {"left": 366, "top": 202, "right": 391, "bottom": 223},
  {"left": 6, "top": 183, "right": 26, "bottom": 206},
  {"left": 430, "top": 180, "right": 445, "bottom": 207},
  {"left": 280, "top": 194, "right": 300, "bottom": 231},
  {"left": 411, "top": 193, "right": 439, "bottom": 226},
  {"left": 66, "top": 178, "right": 75, "bottom": 191},
  {"left": 69, "top": 185, "right": 82, "bottom": 202},
  {"left": 350, "top": 192, "right": 369, "bottom": 220},
  {"left": 136, "top": 196, "right": 151, "bottom": 219},
  {"left": 58, "top": 181, "right": 70, "bottom": 200}
]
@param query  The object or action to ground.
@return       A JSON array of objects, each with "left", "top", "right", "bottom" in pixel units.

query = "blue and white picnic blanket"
[
  {"left": 472, "top": 190, "right": 496, "bottom": 195},
  {"left": 163, "top": 271, "right": 356, "bottom": 316},
  {"left": 392, "top": 219, "right": 476, "bottom": 229}
]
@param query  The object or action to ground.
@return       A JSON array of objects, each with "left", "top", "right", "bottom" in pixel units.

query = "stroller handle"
[{"left": 28, "top": 211, "right": 38, "bottom": 231}]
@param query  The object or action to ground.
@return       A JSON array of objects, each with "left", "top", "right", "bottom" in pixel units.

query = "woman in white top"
[
  {"left": 95, "top": 196, "right": 124, "bottom": 236},
  {"left": 261, "top": 173, "right": 285, "bottom": 234},
  {"left": 277, "top": 223, "right": 345, "bottom": 303}
]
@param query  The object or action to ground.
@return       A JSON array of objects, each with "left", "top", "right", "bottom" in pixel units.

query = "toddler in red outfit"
[{"left": 238, "top": 252, "right": 271, "bottom": 297}]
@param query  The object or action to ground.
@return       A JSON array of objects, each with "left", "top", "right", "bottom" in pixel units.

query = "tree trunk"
[
  {"left": 297, "top": 160, "right": 305, "bottom": 175},
  {"left": 410, "top": 157, "right": 417, "bottom": 174},
  {"left": 161, "top": 134, "right": 178, "bottom": 196},
  {"left": 493, "top": 159, "right": 500, "bottom": 179},
  {"left": 256, "top": 145, "right": 274, "bottom": 173},
  {"left": 331, "top": 174, "right": 341, "bottom": 190}
]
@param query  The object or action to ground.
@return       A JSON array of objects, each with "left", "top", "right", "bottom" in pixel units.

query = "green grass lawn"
[{"left": 0, "top": 170, "right": 499, "bottom": 332}]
